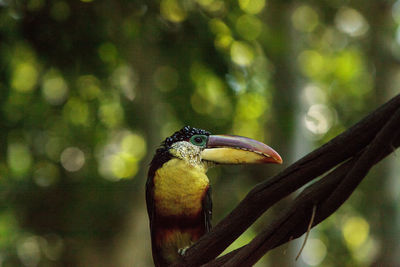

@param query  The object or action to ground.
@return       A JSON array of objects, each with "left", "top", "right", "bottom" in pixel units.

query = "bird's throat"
[{"left": 153, "top": 158, "right": 209, "bottom": 217}]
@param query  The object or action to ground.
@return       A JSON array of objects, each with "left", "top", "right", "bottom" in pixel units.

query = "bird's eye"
[{"left": 190, "top": 135, "right": 207, "bottom": 147}]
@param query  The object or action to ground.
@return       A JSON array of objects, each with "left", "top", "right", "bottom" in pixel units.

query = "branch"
[
  {"left": 173, "top": 94, "right": 400, "bottom": 267},
  {"left": 218, "top": 107, "right": 400, "bottom": 266}
]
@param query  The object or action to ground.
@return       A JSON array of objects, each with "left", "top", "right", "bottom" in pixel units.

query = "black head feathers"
[
  {"left": 162, "top": 126, "right": 210, "bottom": 148},
  {"left": 148, "top": 126, "right": 211, "bottom": 176}
]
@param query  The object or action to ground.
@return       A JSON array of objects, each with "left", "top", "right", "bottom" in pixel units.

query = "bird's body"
[
  {"left": 146, "top": 126, "right": 282, "bottom": 266},
  {"left": 149, "top": 158, "right": 210, "bottom": 264}
]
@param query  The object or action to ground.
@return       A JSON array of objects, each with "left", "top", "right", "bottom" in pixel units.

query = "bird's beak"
[{"left": 201, "top": 135, "right": 283, "bottom": 164}]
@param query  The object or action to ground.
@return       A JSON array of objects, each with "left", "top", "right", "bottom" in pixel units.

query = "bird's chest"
[{"left": 153, "top": 159, "right": 209, "bottom": 217}]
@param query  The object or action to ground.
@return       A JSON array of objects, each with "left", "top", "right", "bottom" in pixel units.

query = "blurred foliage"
[{"left": 0, "top": 0, "right": 400, "bottom": 266}]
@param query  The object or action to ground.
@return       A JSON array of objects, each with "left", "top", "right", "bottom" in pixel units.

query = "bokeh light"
[
  {"left": 301, "top": 84, "right": 327, "bottom": 106},
  {"left": 236, "top": 14, "right": 262, "bottom": 41},
  {"left": 236, "top": 93, "right": 267, "bottom": 120},
  {"left": 77, "top": 75, "right": 102, "bottom": 100},
  {"left": 304, "top": 104, "right": 334, "bottom": 138},
  {"left": 302, "top": 238, "right": 327, "bottom": 265},
  {"left": 342, "top": 216, "right": 370, "bottom": 250},
  {"left": 11, "top": 62, "right": 38, "bottom": 93},
  {"left": 160, "top": 0, "right": 187, "bottom": 23},
  {"left": 10, "top": 44, "right": 40, "bottom": 92},
  {"left": 297, "top": 50, "right": 325, "bottom": 78},
  {"left": 292, "top": 5, "right": 319, "bottom": 32},
  {"left": 334, "top": 50, "right": 363, "bottom": 82},
  {"left": 7, "top": 143, "right": 32, "bottom": 178},
  {"left": 335, "top": 7, "right": 369, "bottom": 37},
  {"left": 63, "top": 98, "right": 90, "bottom": 126},
  {"left": 111, "top": 65, "right": 137, "bottom": 101},
  {"left": 40, "top": 234, "right": 64, "bottom": 261},
  {"left": 45, "top": 137, "right": 64, "bottom": 162},
  {"left": 17, "top": 236, "right": 41, "bottom": 267},
  {"left": 190, "top": 63, "right": 232, "bottom": 119},
  {"left": 209, "top": 18, "right": 231, "bottom": 35},
  {"left": 97, "top": 131, "right": 146, "bottom": 181},
  {"left": 42, "top": 69, "right": 69, "bottom": 105},
  {"left": 33, "top": 162, "right": 60, "bottom": 187},
  {"left": 230, "top": 41, "right": 255, "bottom": 66},
  {"left": 98, "top": 42, "right": 118, "bottom": 64},
  {"left": 352, "top": 237, "right": 379, "bottom": 264},
  {"left": 232, "top": 92, "right": 268, "bottom": 140},
  {"left": 196, "top": 0, "right": 225, "bottom": 13},
  {"left": 209, "top": 19, "right": 233, "bottom": 50},
  {"left": 99, "top": 99, "right": 124, "bottom": 128},
  {"left": 60, "top": 147, "right": 86, "bottom": 172},
  {"left": 238, "top": 0, "right": 266, "bottom": 14}
]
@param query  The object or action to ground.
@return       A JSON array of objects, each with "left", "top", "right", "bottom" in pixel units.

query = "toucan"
[{"left": 146, "top": 126, "right": 282, "bottom": 266}]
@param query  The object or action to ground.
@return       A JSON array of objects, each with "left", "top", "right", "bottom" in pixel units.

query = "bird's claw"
[{"left": 178, "top": 246, "right": 189, "bottom": 256}]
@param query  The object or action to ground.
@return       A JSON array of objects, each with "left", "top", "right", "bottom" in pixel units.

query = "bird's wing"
[
  {"left": 202, "top": 186, "right": 213, "bottom": 232},
  {"left": 145, "top": 175, "right": 156, "bottom": 256},
  {"left": 146, "top": 149, "right": 173, "bottom": 267},
  {"left": 147, "top": 175, "right": 166, "bottom": 267},
  {"left": 146, "top": 148, "right": 170, "bottom": 226},
  {"left": 145, "top": 176, "right": 154, "bottom": 226}
]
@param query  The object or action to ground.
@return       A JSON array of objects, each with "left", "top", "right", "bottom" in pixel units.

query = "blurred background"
[{"left": 0, "top": 0, "right": 400, "bottom": 266}]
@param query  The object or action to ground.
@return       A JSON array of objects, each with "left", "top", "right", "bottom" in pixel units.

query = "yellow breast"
[{"left": 153, "top": 158, "right": 209, "bottom": 217}]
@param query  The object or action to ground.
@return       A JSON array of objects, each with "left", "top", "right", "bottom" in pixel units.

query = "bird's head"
[{"left": 152, "top": 126, "right": 282, "bottom": 170}]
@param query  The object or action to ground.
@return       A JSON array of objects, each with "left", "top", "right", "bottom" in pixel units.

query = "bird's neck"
[{"left": 153, "top": 158, "right": 209, "bottom": 218}]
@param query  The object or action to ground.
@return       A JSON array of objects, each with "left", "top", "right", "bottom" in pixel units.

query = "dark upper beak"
[{"left": 200, "top": 135, "right": 283, "bottom": 164}]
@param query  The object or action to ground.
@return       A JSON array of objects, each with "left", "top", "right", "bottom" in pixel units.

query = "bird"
[{"left": 146, "top": 126, "right": 282, "bottom": 266}]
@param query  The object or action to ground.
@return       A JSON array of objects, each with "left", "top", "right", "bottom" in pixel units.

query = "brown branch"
[
  {"left": 218, "top": 107, "right": 400, "bottom": 266},
  {"left": 203, "top": 158, "right": 359, "bottom": 266},
  {"left": 172, "top": 94, "right": 400, "bottom": 267}
]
